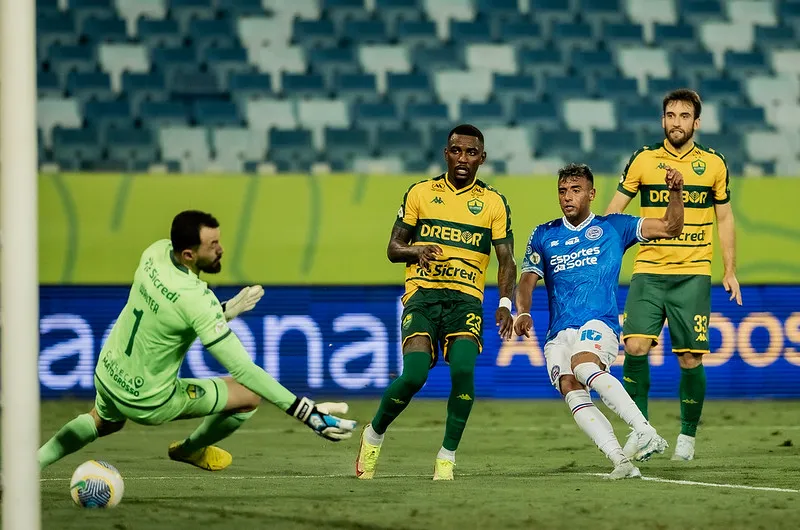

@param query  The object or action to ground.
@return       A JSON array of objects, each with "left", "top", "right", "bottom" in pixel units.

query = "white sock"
[
  {"left": 437, "top": 447, "right": 456, "bottom": 462},
  {"left": 565, "top": 390, "right": 627, "bottom": 466},
  {"left": 365, "top": 424, "right": 384, "bottom": 446},
  {"left": 573, "top": 362, "right": 651, "bottom": 433}
]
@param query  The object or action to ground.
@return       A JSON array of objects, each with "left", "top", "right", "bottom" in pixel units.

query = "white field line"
[{"left": 42, "top": 472, "right": 799, "bottom": 493}]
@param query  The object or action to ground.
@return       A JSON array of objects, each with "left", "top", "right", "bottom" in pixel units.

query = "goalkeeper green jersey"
[{"left": 95, "top": 239, "right": 234, "bottom": 408}]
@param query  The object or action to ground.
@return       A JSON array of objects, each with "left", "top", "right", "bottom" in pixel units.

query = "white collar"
[{"left": 562, "top": 212, "right": 595, "bottom": 232}]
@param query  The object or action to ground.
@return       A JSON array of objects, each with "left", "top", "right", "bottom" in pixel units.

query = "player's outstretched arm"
[
  {"left": 714, "top": 202, "right": 742, "bottom": 305},
  {"left": 641, "top": 167, "right": 685, "bottom": 240},
  {"left": 494, "top": 241, "right": 517, "bottom": 340},
  {"left": 207, "top": 337, "right": 357, "bottom": 441},
  {"left": 387, "top": 223, "right": 441, "bottom": 267},
  {"left": 605, "top": 191, "right": 633, "bottom": 215},
  {"left": 222, "top": 285, "right": 264, "bottom": 321},
  {"left": 513, "top": 272, "right": 540, "bottom": 338}
]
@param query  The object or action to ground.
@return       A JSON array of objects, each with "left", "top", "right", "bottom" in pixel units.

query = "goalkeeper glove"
[
  {"left": 287, "top": 397, "right": 357, "bottom": 442},
  {"left": 222, "top": 285, "right": 265, "bottom": 321}
]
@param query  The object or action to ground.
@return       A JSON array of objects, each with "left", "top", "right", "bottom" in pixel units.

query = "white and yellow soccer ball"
[{"left": 69, "top": 460, "right": 125, "bottom": 508}]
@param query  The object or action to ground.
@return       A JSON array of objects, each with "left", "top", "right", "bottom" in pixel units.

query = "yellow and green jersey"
[
  {"left": 395, "top": 174, "right": 512, "bottom": 303},
  {"left": 618, "top": 140, "right": 730, "bottom": 276}
]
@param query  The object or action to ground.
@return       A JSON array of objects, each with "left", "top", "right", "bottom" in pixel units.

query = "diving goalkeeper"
[{"left": 39, "top": 210, "right": 356, "bottom": 472}]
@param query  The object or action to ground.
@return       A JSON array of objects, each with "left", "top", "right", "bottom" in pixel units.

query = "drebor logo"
[{"left": 550, "top": 247, "right": 601, "bottom": 273}]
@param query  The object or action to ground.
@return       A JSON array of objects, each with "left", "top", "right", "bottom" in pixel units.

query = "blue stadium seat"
[
  {"left": 204, "top": 46, "right": 251, "bottom": 87},
  {"left": 536, "top": 130, "right": 582, "bottom": 159},
  {"left": 343, "top": 20, "right": 389, "bottom": 44},
  {"left": 268, "top": 128, "right": 315, "bottom": 172},
  {"left": 70, "top": 0, "right": 115, "bottom": 31},
  {"left": 152, "top": 46, "right": 198, "bottom": 74},
  {"left": 352, "top": 102, "right": 400, "bottom": 135},
  {"left": 411, "top": 46, "right": 464, "bottom": 73},
  {"left": 570, "top": 50, "right": 615, "bottom": 76},
  {"left": 308, "top": 47, "right": 360, "bottom": 87},
  {"left": 52, "top": 126, "right": 102, "bottom": 170},
  {"left": 602, "top": 22, "right": 644, "bottom": 50},
  {"left": 122, "top": 72, "right": 168, "bottom": 113},
  {"left": 698, "top": 78, "right": 743, "bottom": 105},
  {"left": 618, "top": 104, "right": 663, "bottom": 134},
  {"left": 292, "top": 19, "right": 339, "bottom": 48},
  {"left": 595, "top": 77, "right": 639, "bottom": 103},
  {"left": 65, "top": 71, "right": 113, "bottom": 102},
  {"left": 377, "top": 127, "right": 426, "bottom": 159},
  {"left": 324, "top": 127, "right": 373, "bottom": 161},
  {"left": 281, "top": 73, "right": 328, "bottom": 98},
  {"left": 695, "top": 132, "right": 743, "bottom": 162},
  {"left": 170, "top": 0, "right": 216, "bottom": 34},
  {"left": 38, "top": 71, "right": 63, "bottom": 98},
  {"left": 679, "top": 0, "right": 725, "bottom": 25},
  {"left": 499, "top": 21, "right": 545, "bottom": 46},
  {"left": 193, "top": 100, "right": 242, "bottom": 126},
  {"left": 335, "top": 73, "right": 380, "bottom": 104},
  {"left": 81, "top": 16, "right": 127, "bottom": 43},
  {"left": 84, "top": 100, "right": 134, "bottom": 139},
  {"left": 493, "top": 74, "right": 538, "bottom": 116},
  {"left": 136, "top": 18, "right": 183, "bottom": 49},
  {"left": 459, "top": 102, "right": 505, "bottom": 127},
  {"left": 724, "top": 51, "right": 770, "bottom": 80},
  {"left": 754, "top": 26, "right": 796, "bottom": 50},
  {"left": 449, "top": 20, "right": 493, "bottom": 44},
  {"left": 106, "top": 128, "right": 159, "bottom": 170},
  {"left": 169, "top": 70, "right": 222, "bottom": 99},
  {"left": 653, "top": 24, "right": 696, "bottom": 52},
  {"left": 37, "top": 14, "right": 79, "bottom": 55},
  {"left": 593, "top": 130, "right": 639, "bottom": 158},
  {"left": 322, "top": 0, "right": 371, "bottom": 32},
  {"left": 670, "top": 51, "right": 717, "bottom": 81},
  {"left": 216, "top": 0, "right": 264, "bottom": 16},
  {"left": 477, "top": 0, "right": 522, "bottom": 36},
  {"left": 139, "top": 100, "right": 191, "bottom": 127},
  {"left": 781, "top": 3, "right": 800, "bottom": 31},
  {"left": 551, "top": 22, "right": 595, "bottom": 52},
  {"left": 544, "top": 76, "right": 588, "bottom": 101},
  {"left": 579, "top": 0, "right": 621, "bottom": 23},
  {"left": 405, "top": 102, "right": 448, "bottom": 125},
  {"left": 514, "top": 101, "right": 561, "bottom": 130},
  {"left": 38, "top": 0, "right": 61, "bottom": 16},
  {"left": 517, "top": 47, "right": 568, "bottom": 78},
  {"left": 647, "top": 77, "right": 693, "bottom": 103},
  {"left": 188, "top": 19, "right": 237, "bottom": 53},
  {"left": 395, "top": 20, "right": 438, "bottom": 47},
  {"left": 528, "top": 0, "right": 575, "bottom": 29},
  {"left": 46, "top": 44, "right": 96, "bottom": 80},
  {"left": 376, "top": 0, "right": 424, "bottom": 33},
  {"left": 228, "top": 72, "right": 274, "bottom": 103},
  {"left": 387, "top": 73, "right": 434, "bottom": 107},
  {"left": 584, "top": 151, "right": 625, "bottom": 175},
  {"left": 720, "top": 106, "right": 768, "bottom": 132}
]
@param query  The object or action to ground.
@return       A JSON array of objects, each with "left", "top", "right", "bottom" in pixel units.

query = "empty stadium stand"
[{"left": 37, "top": 0, "right": 800, "bottom": 175}]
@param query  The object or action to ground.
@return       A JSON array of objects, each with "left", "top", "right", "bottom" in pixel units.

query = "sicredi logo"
[{"left": 550, "top": 247, "right": 600, "bottom": 273}]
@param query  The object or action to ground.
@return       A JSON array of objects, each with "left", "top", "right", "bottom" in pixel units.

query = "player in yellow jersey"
[
  {"left": 356, "top": 124, "right": 517, "bottom": 480},
  {"left": 605, "top": 89, "right": 742, "bottom": 461}
]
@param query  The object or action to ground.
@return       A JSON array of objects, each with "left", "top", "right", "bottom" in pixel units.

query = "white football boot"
[
  {"left": 605, "top": 459, "right": 642, "bottom": 480},
  {"left": 671, "top": 434, "right": 695, "bottom": 461},
  {"left": 627, "top": 426, "right": 668, "bottom": 462}
]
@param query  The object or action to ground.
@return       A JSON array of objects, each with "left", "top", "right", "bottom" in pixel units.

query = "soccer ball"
[{"left": 69, "top": 460, "right": 125, "bottom": 508}]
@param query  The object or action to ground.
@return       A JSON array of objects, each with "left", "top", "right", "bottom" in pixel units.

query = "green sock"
[
  {"left": 680, "top": 364, "right": 706, "bottom": 437},
  {"left": 38, "top": 413, "right": 98, "bottom": 470},
  {"left": 442, "top": 340, "right": 479, "bottom": 452},
  {"left": 622, "top": 353, "right": 650, "bottom": 420},
  {"left": 371, "top": 351, "right": 431, "bottom": 434},
  {"left": 180, "top": 409, "right": 256, "bottom": 453}
]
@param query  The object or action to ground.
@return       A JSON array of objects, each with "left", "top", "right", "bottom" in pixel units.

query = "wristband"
[
  {"left": 516, "top": 312, "right": 531, "bottom": 319},
  {"left": 499, "top": 297, "right": 512, "bottom": 310}
]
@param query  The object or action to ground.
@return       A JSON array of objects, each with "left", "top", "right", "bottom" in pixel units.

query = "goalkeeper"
[{"left": 38, "top": 210, "right": 356, "bottom": 472}]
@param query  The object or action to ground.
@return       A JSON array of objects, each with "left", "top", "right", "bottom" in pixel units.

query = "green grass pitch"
[{"left": 32, "top": 399, "right": 800, "bottom": 529}]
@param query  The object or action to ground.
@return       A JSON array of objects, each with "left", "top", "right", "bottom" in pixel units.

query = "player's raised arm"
[
  {"left": 494, "top": 240, "right": 516, "bottom": 340},
  {"left": 640, "top": 167, "right": 685, "bottom": 240}
]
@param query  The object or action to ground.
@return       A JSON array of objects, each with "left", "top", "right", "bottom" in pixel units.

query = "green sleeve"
[{"left": 207, "top": 334, "right": 297, "bottom": 411}]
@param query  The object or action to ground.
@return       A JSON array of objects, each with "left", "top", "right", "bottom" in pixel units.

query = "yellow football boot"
[
  {"left": 433, "top": 458, "right": 454, "bottom": 480},
  {"left": 168, "top": 441, "right": 232, "bottom": 471},
  {"left": 355, "top": 425, "right": 382, "bottom": 479}
]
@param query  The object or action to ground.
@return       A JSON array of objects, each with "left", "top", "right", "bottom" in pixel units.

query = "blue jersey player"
[{"left": 514, "top": 163, "right": 685, "bottom": 479}]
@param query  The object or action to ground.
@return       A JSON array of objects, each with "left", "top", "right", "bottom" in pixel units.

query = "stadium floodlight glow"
[{"left": 1, "top": 0, "right": 41, "bottom": 528}]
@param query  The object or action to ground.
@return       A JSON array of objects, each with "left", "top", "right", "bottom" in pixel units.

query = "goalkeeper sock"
[
  {"left": 565, "top": 390, "right": 626, "bottom": 466},
  {"left": 442, "top": 340, "right": 479, "bottom": 452},
  {"left": 680, "top": 364, "right": 706, "bottom": 437},
  {"left": 372, "top": 351, "right": 431, "bottom": 435},
  {"left": 622, "top": 353, "right": 650, "bottom": 419},
  {"left": 573, "top": 362, "right": 651, "bottom": 433},
  {"left": 180, "top": 409, "right": 256, "bottom": 453},
  {"left": 38, "top": 413, "right": 98, "bottom": 470}
]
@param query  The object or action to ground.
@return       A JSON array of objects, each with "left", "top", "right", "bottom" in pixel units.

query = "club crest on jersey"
[
  {"left": 585, "top": 226, "right": 603, "bottom": 240},
  {"left": 530, "top": 252, "right": 541, "bottom": 265},
  {"left": 550, "top": 365, "right": 560, "bottom": 382},
  {"left": 692, "top": 159, "right": 706, "bottom": 175},
  {"left": 402, "top": 313, "right": 413, "bottom": 330},
  {"left": 467, "top": 198, "right": 484, "bottom": 215},
  {"left": 186, "top": 384, "right": 206, "bottom": 400}
]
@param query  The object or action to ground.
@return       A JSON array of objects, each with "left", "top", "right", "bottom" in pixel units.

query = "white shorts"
[{"left": 544, "top": 320, "right": 619, "bottom": 390}]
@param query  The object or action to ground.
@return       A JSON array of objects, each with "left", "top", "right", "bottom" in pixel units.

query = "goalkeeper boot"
[
  {"left": 168, "top": 441, "right": 232, "bottom": 471},
  {"left": 605, "top": 459, "right": 641, "bottom": 480},
  {"left": 671, "top": 434, "right": 695, "bottom": 461},
  {"left": 433, "top": 458, "right": 454, "bottom": 481},
  {"left": 355, "top": 425, "right": 382, "bottom": 479},
  {"left": 631, "top": 426, "right": 668, "bottom": 462}
]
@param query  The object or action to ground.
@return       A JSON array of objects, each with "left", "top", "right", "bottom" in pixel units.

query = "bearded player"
[
  {"left": 606, "top": 89, "right": 742, "bottom": 461},
  {"left": 355, "top": 124, "right": 516, "bottom": 480},
  {"left": 39, "top": 210, "right": 356, "bottom": 472}
]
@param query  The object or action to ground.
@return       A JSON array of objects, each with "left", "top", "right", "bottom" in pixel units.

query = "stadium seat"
[
  {"left": 359, "top": 45, "right": 412, "bottom": 93},
  {"left": 584, "top": 151, "right": 627, "bottom": 175},
  {"left": 625, "top": 0, "right": 678, "bottom": 43},
  {"left": 136, "top": 18, "right": 183, "bottom": 49},
  {"left": 563, "top": 100, "right": 617, "bottom": 136},
  {"left": 580, "top": 0, "right": 623, "bottom": 26},
  {"left": 570, "top": 50, "right": 616, "bottom": 77},
  {"left": 680, "top": 0, "right": 726, "bottom": 25},
  {"left": 52, "top": 126, "right": 102, "bottom": 170},
  {"left": 121, "top": 71, "right": 168, "bottom": 113},
  {"left": 517, "top": 47, "right": 569, "bottom": 79},
  {"left": 458, "top": 102, "right": 506, "bottom": 128},
  {"left": 544, "top": 76, "right": 589, "bottom": 101},
  {"left": 653, "top": 23, "right": 696, "bottom": 53},
  {"left": 499, "top": 20, "right": 545, "bottom": 46},
  {"left": 724, "top": 51, "right": 771, "bottom": 80},
  {"left": 193, "top": 100, "right": 242, "bottom": 127},
  {"left": 698, "top": 101, "right": 721, "bottom": 133},
  {"left": 376, "top": 127, "right": 426, "bottom": 160},
  {"left": 204, "top": 46, "right": 251, "bottom": 88},
  {"left": 281, "top": 73, "right": 328, "bottom": 99},
  {"left": 771, "top": 50, "right": 800, "bottom": 77},
  {"left": 763, "top": 103, "right": 800, "bottom": 131},
  {"left": 466, "top": 44, "right": 517, "bottom": 74},
  {"left": 216, "top": 0, "right": 264, "bottom": 16},
  {"left": 593, "top": 130, "right": 640, "bottom": 158},
  {"left": 411, "top": 46, "right": 465, "bottom": 74},
  {"left": 514, "top": 101, "right": 561, "bottom": 130},
  {"left": 603, "top": 22, "right": 645, "bottom": 50},
  {"left": 745, "top": 75, "right": 800, "bottom": 109},
  {"left": 159, "top": 126, "right": 212, "bottom": 172},
  {"left": 618, "top": 47, "right": 670, "bottom": 84},
  {"left": 322, "top": 0, "right": 370, "bottom": 30},
  {"left": 335, "top": 73, "right": 380, "bottom": 105},
  {"left": 744, "top": 131, "right": 794, "bottom": 163},
  {"left": 551, "top": 22, "right": 596, "bottom": 52},
  {"left": 65, "top": 71, "right": 114, "bottom": 102},
  {"left": 670, "top": 51, "right": 717, "bottom": 82},
  {"left": 70, "top": 0, "right": 116, "bottom": 32},
  {"left": 47, "top": 44, "right": 97, "bottom": 82},
  {"left": 482, "top": 126, "right": 530, "bottom": 161},
  {"left": 695, "top": 132, "right": 743, "bottom": 161},
  {"left": 188, "top": 19, "right": 237, "bottom": 54},
  {"left": 352, "top": 101, "right": 401, "bottom": 136},
  {"left": 37, "top": 14, "right": 79, "bottom": 56},
  {"left": 169, "top": 71, "right": 222, "bottom": 99},
  {"left": 211, "top": 127, "right": 268, "bottom": 172},
  {"left": 647, "top": 77, "right": 694, "bottom": 103},
  {"left": 249, "top": 46, "right": 306, "bottom": 82},
  {"left": 268, "top": 128, "right": 316, "bottom": 172},
  {"left": 37, "top": 71, "right": 62, "bottom": 99},
  {"left": 618, "top": 103, "right": 664, "bottom": 134},
  {"left": 698, "top": 78, "right": 743, "bottom": 105},
  {"left": 308, "top": 47, "right": 360, "bottom": 88},
  {"left": 424, "top": 0, "right": 475, "bottom": 40},
  {"left": 81, "top": 16, "right": 128, "bottom": 43},
  {"left": 324, "top": 127, "right": 373, "bottom": 162},
  {"left": 754, "top": 26, "right": 797, "bottom": 51},
  {"left": 536, "top": 130, "right": 582, "bottom": 160},
  {"left": 395, "top": 20, "right": 439, "bottom": 48},
  {"left": 492, "top": 74, "right": 538, "bottom": 117},
  {"left": 139, "top": 100, "right": 191, "bottom": 128},
  {"left": 169, "top": 0, "right": 216, "bottom": 35},
  {"left": 343, "top": 20, "right": 390, "bottom": 45},
  {"left": 449, "top": 20, "right": 493, "bottom": 44},
  {"left": 106, "top": 128, "right": 159, "bottom": 170},
  {"left": 246, "top": 100, "right": 298, "bottom": 131},
  {"left": 38, "top": 98, "right": 83, "bottom": 147},
  {"left": 228, "top": 72, "right": 274, "bottom": 105},
  {"left": 376, "top": 0, "right": 424, "bottom": 35},
  {"left": 238, "top": 17, "right": 291, "bottom": 49},
  {"left": 528, "top": 0, "right": 575, "bottom": 32},
  {"left": 700, "top": 22, "right": 755, "bottom": 63},
  {"left": 84, "top": 100, "right": 135, "bottom": 140},
  {"left": 720, "top": 106, "right": 768, "bottom": 132},
  {"left": 116, "top": 0, "right": 167, "bottom": 35},
  {"left": 434, "top": 70, "right": 493, "bottom": 116},
  {"left": 386, "top": 73, "right": 434, "bottom": 108},
  {"left": 595, "top": 77, "right": 640, "bottom": 103},
  {"left": 292, "top": 19, "right": 339, "bottom": 48},
  {"left": 727, "top": 0, "right": 777, "bottom": 26},
  {"left": 297, "top": 99, "right": 351, "bottom": 149},
  {"left": 405, "top": 102, "right": 449, "bottom": 126},
  {"left": 263, "top": 0, "right": 320, "bottom": 20}
]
